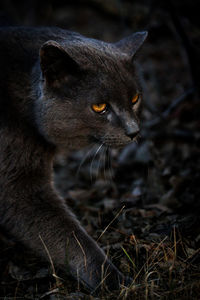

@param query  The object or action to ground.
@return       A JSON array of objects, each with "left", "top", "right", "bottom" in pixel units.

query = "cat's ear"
[
  {"left": 40, "top": 40, "right": 80, "bottom": 86},
  {"left": 115, "top": 31, "right": 148, "bottom": 58}
]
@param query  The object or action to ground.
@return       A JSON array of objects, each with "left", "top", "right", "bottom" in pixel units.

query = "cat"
[{"left": 0, "top": 26, "right": 147, "bottom": 292}]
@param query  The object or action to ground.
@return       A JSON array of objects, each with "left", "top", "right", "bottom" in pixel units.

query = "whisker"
[
  {"left": 90, "top": 143, "right": 104, "bottom": 183},
  {"left": 95, "top": 143, "right": 105, "bottom": 181},
  {"left": 76, "top": 143, "right": 97, "bottom": 178},
  {"left": 104, "top": 147, "right": 108, "bottom": 181},
  {"left": 107, "top": 147, "right": 114, "bottom": 183}
]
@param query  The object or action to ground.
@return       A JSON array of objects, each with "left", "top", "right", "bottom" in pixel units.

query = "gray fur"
[{"left": 0, "top": 26, "right": 147, "bottom": 292}]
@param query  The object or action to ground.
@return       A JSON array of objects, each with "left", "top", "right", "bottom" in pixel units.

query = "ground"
[{"left": 0, "top": 1, "right": 199, "bottom": 299}]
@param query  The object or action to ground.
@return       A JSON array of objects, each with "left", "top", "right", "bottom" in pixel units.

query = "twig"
[
  {"left": 39, "top": 234, "right": 56, "bottom": 277},
  {"left": 162, "top": 88, "right": 194, "bottom": 118},
  {"left": 145, "top": 88, "right": 195, "bottom": 128},
  {"left": 96, "top": 205, "right": 125, "bottom": 242},
  {"left": 40, "top": 288, "right": 60, "bottom": 299},
  {"left": 39, "top": 234, "right": 62, "bottom": 287},
  {"left": 73, "top": 231, "right": 87, "bottom": 271}
]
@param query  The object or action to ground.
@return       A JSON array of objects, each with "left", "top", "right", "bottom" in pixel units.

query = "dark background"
[{"left": 0, "top": 1, "right": 200, "bottom": 299}]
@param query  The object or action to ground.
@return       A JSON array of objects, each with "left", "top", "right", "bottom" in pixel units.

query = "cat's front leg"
[
  {"left": 1, "top": 190, "right": 128, "bottom": 292},
  {"left": 61, "top": 220, "right": 127, "bottom": 292},
  {"left": 37, "top": 199, "right": 127, "bottom": 291}
]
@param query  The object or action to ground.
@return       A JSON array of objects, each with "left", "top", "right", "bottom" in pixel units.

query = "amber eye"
[
  {"left": 131, "top": 94, "right": 139, "bottom": 105},
  {"left": 92, "top": 103, "right": 107, "bottom": 113}
]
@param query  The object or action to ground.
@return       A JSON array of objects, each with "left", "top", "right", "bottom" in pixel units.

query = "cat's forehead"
[
  {"left": 83, "top": 70, "right": 138, "bottom": 107},
  {"left": 75, "top": 42, "right": 136, "bottom": 85},
  {"left": 61, "top": 38, "right": 129, "bottom": 69},
  {"left": 59, "top": 38, "right": 139, "bottom": 100}
]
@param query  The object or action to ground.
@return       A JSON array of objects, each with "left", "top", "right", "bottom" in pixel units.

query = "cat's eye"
[
  {"left": 92, "top": 103, "right": 107, "bottom": 113},
  {"left": 131, "top": 94, "right": 139, "bottom": 105}
]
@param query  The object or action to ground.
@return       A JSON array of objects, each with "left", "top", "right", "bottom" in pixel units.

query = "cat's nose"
[{"left": 125, "top": 126, "right": 139, "bottom": 140}]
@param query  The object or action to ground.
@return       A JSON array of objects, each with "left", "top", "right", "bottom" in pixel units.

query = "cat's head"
[{"left": 35, "top": 31, "right": 147, "bottom": 150}]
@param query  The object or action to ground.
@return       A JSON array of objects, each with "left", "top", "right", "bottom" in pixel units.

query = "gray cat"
[{"left": 0, "top": 27, "right": 147, "bottom": 292}]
